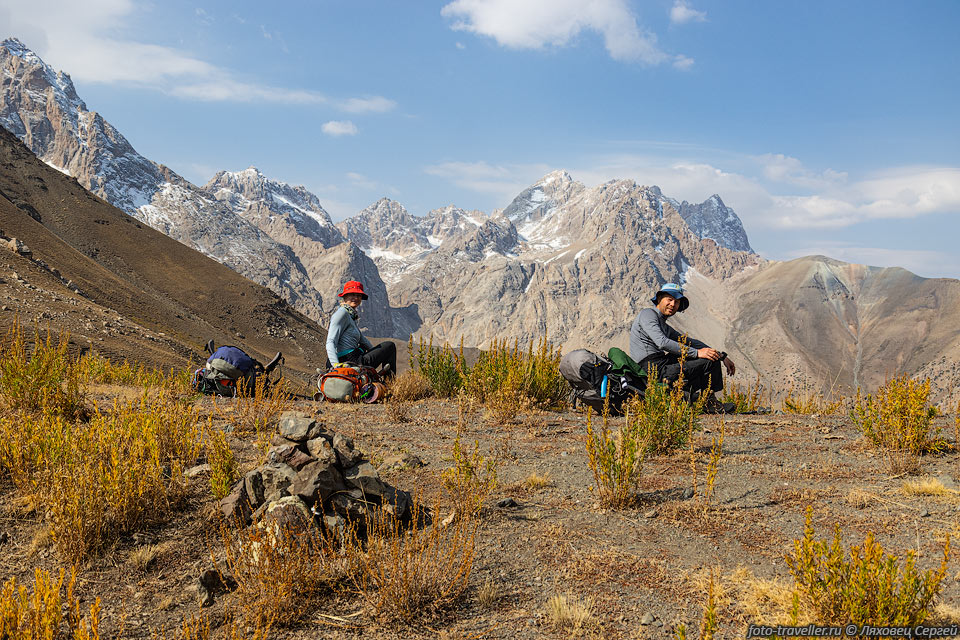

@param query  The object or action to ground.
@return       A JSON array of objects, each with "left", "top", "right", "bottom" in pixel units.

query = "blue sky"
[{"left": 3, "top": 0, "right": 959, "bottom": 277}]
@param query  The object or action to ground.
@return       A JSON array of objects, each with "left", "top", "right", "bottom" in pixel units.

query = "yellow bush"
[
  {"left": 441, "top": 435, "right": 497, "bottom": 516},
  {"left": 0, "top": 322, "right": 86, "bottom": 419},
  {"left": 851, "top": 375, "right": 941, "bottom": 473},
  {"left": 0, "top": 568, "right": 101, "bottom": 640},
  {"left": 785, "top": 507, "right": 950, "bottom": 624},
  {"left": 0, "top": 392, "right": 202, "bottom": 562},
  {"left": 585, "top": 404, "right": 651, "bottom": 509},
  {"left": 205, "top": 421, "right": 238, "bottom": 500}
]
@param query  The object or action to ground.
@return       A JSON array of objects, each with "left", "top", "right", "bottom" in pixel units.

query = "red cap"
[{"left": 338, "top": 280, "right": 368, "bottom": 300}]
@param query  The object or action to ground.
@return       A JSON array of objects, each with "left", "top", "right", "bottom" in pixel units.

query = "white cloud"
[
  {"left": 425, "top": 160, "right": 553, "bottom": 202},
  {"left": 346, "top": 172, "right": 377, "bottom": 189},
  {"left": 441, "top": 0, "right": 680, "bottom": 66},
  {"left": 0, "top": 0, "right": 384, "bottom": 107},
  {"left": 670, "top": 1, "right": 706, "bottom": 25},
  {"left": 322, "top": 121, "right": 359, "bottom": 136},
  {"left": 338, "top": 96, "right": 397, "bottom": 113},
  {"left": 757, "top": 153, "right": 848, "bottom": 190},
  {"left": 672, "top": 54, "right": 695, "bottom": 71}
]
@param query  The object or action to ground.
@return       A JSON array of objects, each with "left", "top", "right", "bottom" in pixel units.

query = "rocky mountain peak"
[{"left": 659, "top": 191, "right": 753, "bottom": 253}]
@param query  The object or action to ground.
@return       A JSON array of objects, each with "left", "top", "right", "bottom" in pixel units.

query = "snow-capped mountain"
[
  {"left": 0, "top": 38, "right": 324, "bottom": 320},
  {"left": 657, "top": 189, "right": 754, "bottom": 253},
  {"left": 204, "top": 167, "right": 343, "bottom": 248}
]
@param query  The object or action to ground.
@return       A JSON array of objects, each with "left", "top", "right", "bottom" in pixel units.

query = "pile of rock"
[{"left": 219, "top": 411, "right": 412, "bottom": 540}]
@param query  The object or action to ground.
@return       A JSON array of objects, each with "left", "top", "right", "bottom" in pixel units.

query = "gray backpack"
[{"left": 559, "top": 349, "right": 612, "bottom": 413}]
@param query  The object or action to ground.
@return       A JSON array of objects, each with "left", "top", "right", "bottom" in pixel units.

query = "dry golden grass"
[
  {"left": 544, "top": 593, "right": 596, "bottom": 634},
  {"left": 128, "top": 541, "right": 176, "bottom": 572},
  {"left": 350, "top": 498, "right": 478, "bottom": 624},
  {"left": 523, "top": 470, "right": 552, "bottom": 492},
  {"left": 726, "top": 567, "right": 797, "bottom": 624},
  {"left": 387, "top": 370, "right": 432, "bottom": 402},
  {"left": 845, "top": 488, "right": 876, "bottom": 509},
  {"left": 901, "top": 477, "right": 956, "bottom": 497},
  {"left": 476, "top": 577, "right": 500, "bottom": 609},
  {"left": 222, "top": 375, "right": 293, "bottom": 453}
]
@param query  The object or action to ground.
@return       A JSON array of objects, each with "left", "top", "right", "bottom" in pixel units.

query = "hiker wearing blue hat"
[{"left": 629, "top": 282, "right": 736, "bottom": 413}]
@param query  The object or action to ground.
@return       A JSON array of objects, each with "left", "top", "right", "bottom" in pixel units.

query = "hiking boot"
[{"left": 702, "top": 394, "right": 736, "bottom": 414}]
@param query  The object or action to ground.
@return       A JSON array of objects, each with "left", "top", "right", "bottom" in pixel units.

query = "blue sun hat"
[{"left": 651, "top": 282, "right": 689, "bottom": 312}]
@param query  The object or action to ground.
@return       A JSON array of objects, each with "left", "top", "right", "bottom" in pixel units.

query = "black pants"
[
  {"left": 358, "top": 342, "right": 396, "bottom": 378},
  {"left": 641, "top": 353, "right": 723, "bottom": 397}
]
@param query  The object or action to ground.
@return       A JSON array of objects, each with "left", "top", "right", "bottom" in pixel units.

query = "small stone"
[
  {"left": 278, "top": 412, "right": 317, "bottom": 442},
  {"left": 343, "top": 461, "right": 388, "bottom": 498},
  {"left": 379, "top": 452, "right": 425, "bottom": 472},
  {"left": 640, "top": 612, "right": 655, "bottom": 625},
  {"left": 0, "top": 531, "right": 9, "bottom": 544},
  {"left": 497, "top": 497, "right": 518, "bottom": 508},
  {"left": 920, "top": 509, "right": 930, "bottom": 518},
  {"left": 644, "top": 509, "right": 658, "bottom": 519},
  {"left": 333, "top": 433, "right": 364, "bottom": 466},
  {"left": 682, "top": 487, "right": 695, "bottom": 500},
  {"left": 196, "top": 569, "right": 223, "bottom": 607}
]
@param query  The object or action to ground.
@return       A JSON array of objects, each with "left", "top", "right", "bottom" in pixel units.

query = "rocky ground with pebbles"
[{"left": 3, "top": 387, "right": 960, "bottom": 639}]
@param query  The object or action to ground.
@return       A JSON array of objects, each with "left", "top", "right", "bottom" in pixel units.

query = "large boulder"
[{"left": 278, "top": 411, "right": 325, "bottom": 442}]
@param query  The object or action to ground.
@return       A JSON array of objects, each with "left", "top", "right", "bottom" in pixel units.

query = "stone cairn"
[{"left": 218, "top": 410, "right": 413, "bottom": 541}]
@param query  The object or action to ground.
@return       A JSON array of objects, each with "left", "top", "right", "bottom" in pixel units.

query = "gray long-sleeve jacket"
[
  {"left": 326, "top": 306, "right": 373, "bottom": 365},
  {"left": 629, "top": 307, "right": 708, "bottom": 363}
]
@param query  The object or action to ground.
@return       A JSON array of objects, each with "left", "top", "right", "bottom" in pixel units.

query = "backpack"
[
  {"left": 559, "top": 349, "right": 613, "bottom": 414},
  {"left": 193, "top": 346, "right": 260, "bottom": 397},
  {"left": 315, "top": 365, "right": 385, "bottom": 403},
  {"left": 559, "top": 348, "right": 647, "bottom": 415}
]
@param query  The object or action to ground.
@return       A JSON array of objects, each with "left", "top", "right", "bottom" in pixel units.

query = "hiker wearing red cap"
[{"left": 325, "top": 281, "right": 396, "bottom": 377}]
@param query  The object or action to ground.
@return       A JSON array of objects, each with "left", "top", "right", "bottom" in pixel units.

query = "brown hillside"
[{"left": 0, "top": 126, "right": 327, "bottom": 378}]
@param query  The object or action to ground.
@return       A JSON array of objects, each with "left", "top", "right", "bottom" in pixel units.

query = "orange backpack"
[{"left": 315, "top": 365, "right": 384, "bottom": 403}]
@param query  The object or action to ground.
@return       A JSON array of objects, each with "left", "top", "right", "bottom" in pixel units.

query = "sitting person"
[
  {"left": 629, "top": 282, "right": 735, "bottom": 412},
  {"left": 325, "top": 280, "right": 396, "bottom": 378}
]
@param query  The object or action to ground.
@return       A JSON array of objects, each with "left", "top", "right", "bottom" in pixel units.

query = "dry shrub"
[
  {"left": 205, "top": 421, "right": 238, "bottom": 499},
  {"left": 544, "top": 593, "right": 595, "bottom": 633},
  {"left": 626, "top": 360, "right": 705, "bottom": 456},
  {"left": 722, "top": 374, "right": 767, "bottom": 413},
  {"left": 222, "top": 375, "right": 292, "bottom": 453},
  {"left": 702, "top": 422, "right": 725, "bottom": 508},
  {"left": 676, "top": 568, "right": 720, "bottom": 639},
  {"left": 845, "top": 488, "right": 876, "bottom": 509},
  {"left": 781, "top": 381, "right": 844, "bottom": 415},
  {"left": 385, "top": 399, "right": 410, "bottom": 423},
  {"left": 411, "top": 335, "right": 465, "bottom": 398},
  {"left": 0, "top": 392, "right": 201, "bottom": 562},
  {"left": 785, "top": 507, "right": 950, "bottom": 624},
  {"left": 161, "top": 613, "right": 272, "bottom": 640},
  {"left": 217, "top": 520, "right": 350, "bottom": 628},
  {"left": 442, "top": 435, "right": 497, "bottom": 516},
  {"left": 387, "top": 370, "right": 431, "bottom": 402},
  {"left": 0, "top": 321, "right": 86, "bottom": 419},
  {"left": 466, "top": 337, "right": 566, "bottom": 410},
  {"left": 851, "top": 375, "right": 942, "bottom": 473},
  {"left": 585, "top": 405, "right": 651, "bottom": 509},
  {"left": 0, "top": 567, "right": 103, "bottom": 639},
  {"left": 350, "top": 498, "right": 478, "bottom": 624}
]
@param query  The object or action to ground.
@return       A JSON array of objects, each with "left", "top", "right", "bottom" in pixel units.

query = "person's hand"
[
  {"left": 723, "top": 356, "right": 736, "bottom": 376},
  {"left": 697, "top": 347, "right": 723, "bottom": 361}
]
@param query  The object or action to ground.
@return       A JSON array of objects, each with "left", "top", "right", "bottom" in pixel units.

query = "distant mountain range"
[{"left": 3, "top": 36, "right": 959, "bottom": 405}]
